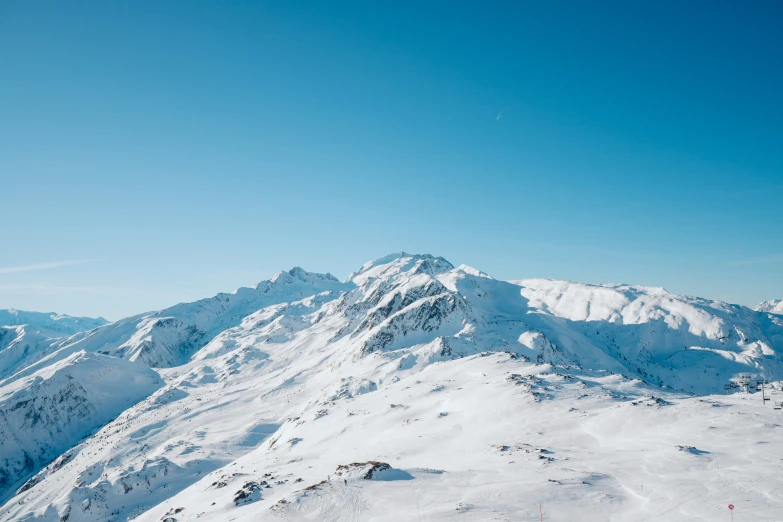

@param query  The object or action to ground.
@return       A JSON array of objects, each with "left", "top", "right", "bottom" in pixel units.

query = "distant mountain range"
[
  {"left": 0, "top": 309, "right": 107, "bottom": 336},
  {"left": 755, "top": 299, "right": 783, "bottom": 315}
]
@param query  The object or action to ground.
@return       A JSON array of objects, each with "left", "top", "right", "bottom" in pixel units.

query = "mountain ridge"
[
  {"left": 756, "top": 299, "right": 783, "bottom": 315},
  {"left": 1, "top": 253, "right": 782, "bottom": 521},
  {"left": 0, "top": 309, "right": 108, "bottom": 336}
]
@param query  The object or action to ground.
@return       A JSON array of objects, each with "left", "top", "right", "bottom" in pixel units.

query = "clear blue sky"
[{"left": 1, "top": 0, "right": 781, "bottom": 320}]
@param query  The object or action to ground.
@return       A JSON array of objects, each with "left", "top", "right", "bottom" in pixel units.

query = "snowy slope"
[
  {"left": 1, "top": 253, "right": 782, "bottom": 521},
  {"left": 142, "top": 355, "right": 783, "bottom": 522},
  {"left": 0, "top": 310, "right": 107, "bottom": 337}
]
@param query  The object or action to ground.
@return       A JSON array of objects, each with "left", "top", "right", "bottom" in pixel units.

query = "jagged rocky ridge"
[{"left": 1, "top": 253, "right": 782, "bottom": 521}]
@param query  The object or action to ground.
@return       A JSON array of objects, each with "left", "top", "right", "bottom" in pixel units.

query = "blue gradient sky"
[{"left": 1, "top": 1, "right": 781, "bottom": 320}]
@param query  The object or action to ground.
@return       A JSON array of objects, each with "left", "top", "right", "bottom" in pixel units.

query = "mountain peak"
[
  {"left": 268, "top": 267, "right": 339, "bottom": 286},
  {"left": 348, "top": 252, "right": 454, "bottom": 284},
  {"left": 756, "top": 299, "right": 783, "bottom": 314}
]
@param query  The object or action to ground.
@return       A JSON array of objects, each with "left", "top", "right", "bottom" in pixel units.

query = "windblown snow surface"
[{"left": 1, "top": 254, "right": 782, "bottom": 521}]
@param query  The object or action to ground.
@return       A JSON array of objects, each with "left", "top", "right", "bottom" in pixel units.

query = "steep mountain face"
[
  {"left": 756, "top": 299, "right": 783, "bottom": 315},
  {"left": 0, "top": 351, "right": 162, "bottom": 501},
  {"left": 1, "top": 253, "right": 782, "bottom": 521},
  {"left": 0, "top": 310, "right": 107, "bottom": 337}
]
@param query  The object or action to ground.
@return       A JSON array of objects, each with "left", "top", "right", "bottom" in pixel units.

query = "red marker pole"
[{"left": 728, "top": 504, "right": 734, "bottom": 521}]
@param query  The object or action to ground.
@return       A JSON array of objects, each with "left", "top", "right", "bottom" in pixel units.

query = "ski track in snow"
[{"left": 0, "top": 253, "right": 781, "bottom": 521}]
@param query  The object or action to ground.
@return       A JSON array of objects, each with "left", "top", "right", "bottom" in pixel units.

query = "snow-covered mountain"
[
  {"left": 756, "top": 299, "right": 783, "bottom": 315},
  {"left": 1, "top": 253, "right": 782, "bottom": 521},
  {"left": 0, "top": 310, "right": 107, "bottom": 337},
  {"left": 0, "top": 311, "right": 108, "bottom": 388},
  {"left": 0, "top": 268, "right": 350, "bottom": 381},
  {"left": 0, "top": 352, "right": 161, "bottom": 503}
]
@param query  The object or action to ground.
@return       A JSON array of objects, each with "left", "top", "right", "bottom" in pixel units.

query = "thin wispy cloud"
[
  {"left": 0, "top": 259, "right": 96, "bottom": 274},
  {"left": 729, "top": 253, "right": 783, "bottom": 266}
]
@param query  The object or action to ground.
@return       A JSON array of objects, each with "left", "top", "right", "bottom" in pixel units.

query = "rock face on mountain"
[{"left": 1, "top": 253, "right": 782, "bottom": 521}]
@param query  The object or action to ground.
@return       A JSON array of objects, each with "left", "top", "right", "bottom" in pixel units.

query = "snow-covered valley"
[{"left": 1, "top": 253, "right": 782, "bottom": 521}]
